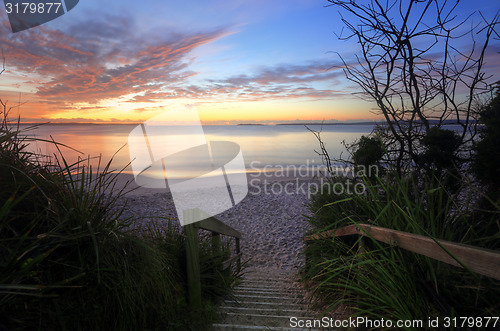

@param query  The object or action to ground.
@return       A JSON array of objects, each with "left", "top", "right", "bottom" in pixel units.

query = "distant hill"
[
  {"left": 237, "top": 123, "right": 266, "bottom": 126},
  {"left": 274, "top": 120, "right": 478, "bottom": 126},
  {"left": 276, "top": 121, "right": 377, "bottom": 126}
]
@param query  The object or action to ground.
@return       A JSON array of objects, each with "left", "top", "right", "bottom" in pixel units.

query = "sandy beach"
[{"left": 115, "top": 173, "right": 320, "bottom": 271}]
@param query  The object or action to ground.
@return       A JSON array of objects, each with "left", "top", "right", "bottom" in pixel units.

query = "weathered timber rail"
[
  {"left": 184, "top": 209, "right": 242, "bottom": 310},
  {"left": 306, "top": 223, "right": 500, "bottom": 281}
]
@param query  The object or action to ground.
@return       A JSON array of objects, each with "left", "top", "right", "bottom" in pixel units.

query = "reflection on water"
[{"left": 22, "top": 124, "right": 374, "bottom": 178}]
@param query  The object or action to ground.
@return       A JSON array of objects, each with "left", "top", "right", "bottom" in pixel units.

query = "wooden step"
[
  {"left": 212, "top": 268, "right": 321, "bottom": 330},
  {"left": 211, "top": 323, "right": 322, "bottom": 331},
  {"left": 222, "top": 299, "right": 308, "bottom": 310}
]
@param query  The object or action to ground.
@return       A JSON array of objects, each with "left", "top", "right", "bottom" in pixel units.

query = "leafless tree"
[{"left": 328, "top": 0, "right": 499, "bottom": 174}]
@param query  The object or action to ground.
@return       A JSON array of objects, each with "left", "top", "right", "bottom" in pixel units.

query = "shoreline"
[
  {"left": 115, "top": 174, "right": 318, "bottom": 271},
  {"left": 113, "top": 171, "right": 329, "bottom": 196}
]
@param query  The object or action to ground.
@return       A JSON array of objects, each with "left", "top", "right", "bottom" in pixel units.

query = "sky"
[{"left": 0, "top": 0, "right": 499, "bottom": 124}]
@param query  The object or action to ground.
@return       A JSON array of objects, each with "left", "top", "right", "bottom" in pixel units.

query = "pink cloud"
[{"left": 0, "top": 14, "right": 228, "bottom": 109}]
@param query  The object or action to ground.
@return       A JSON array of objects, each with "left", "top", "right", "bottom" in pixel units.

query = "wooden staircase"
[
  {"left": 212, "top": 268, "right": 321, "bottom": 331},
  {"left": 182, "top": 211, "right": 326, "bottom": 330}
]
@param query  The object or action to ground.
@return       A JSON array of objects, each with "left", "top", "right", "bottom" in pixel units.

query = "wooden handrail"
[
  {"left": 194, "top": 217, "right": 242, "bottom": 238},
  {"left": 306, "top": 223, "right": 500, "bottom": 281},
  {"left": 184, "top": 209, "right": 242, "bottom": 310}
]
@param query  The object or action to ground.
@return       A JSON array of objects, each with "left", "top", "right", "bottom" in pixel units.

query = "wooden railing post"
[
  {"left": 184, "top": 210, "right": 243, "bottom": 309},
  {"left": 358, "top": 236, "right": 365, "bottom": 254},
  {"left": 212, "top": 232, "right": 221, "bottom": 254},
  {"left": 212, "top": 231, "right": 222, "bottom": 269},
  {"left": 235, "top": 238, "right": 241, "bottom": 272},
  {"left": 184, "top": 211, "right": 202, "bottom": 311},
  {"left": 356, "top": 235, "right": 365, "bottom": 306}
]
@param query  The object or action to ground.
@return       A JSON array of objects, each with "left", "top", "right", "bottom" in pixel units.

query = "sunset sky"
[{"left": 0, "top": 0, "right": 499, "bottom": 124}]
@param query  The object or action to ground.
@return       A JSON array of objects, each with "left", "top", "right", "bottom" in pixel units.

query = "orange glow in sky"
[{"left": 0, "top": 0, "right": 498, "bottom": 124}]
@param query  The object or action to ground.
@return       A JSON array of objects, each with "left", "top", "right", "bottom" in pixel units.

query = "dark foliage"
[
  {"left": 421, "top": 127, "right": 461, "bottom": 172},
  {"left": 473, "top": 86, "right": 500, "bottom": 193},
  {"left": 352, "top": 135, "right": 384, "bottom": 168}
]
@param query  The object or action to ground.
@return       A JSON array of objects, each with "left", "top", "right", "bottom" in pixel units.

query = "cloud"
[
  {"left": 188, "top": 61, "right": 348, "bottom": 101},
  {"left": 15, "top": 116, "right": 140, "bottom": 124},
  {"left": 0, "top": 11, "right": 352, "bottom": 118},
  {"left": 122, "top": 61, "right": 350, "bottom": 107},
  {"left": 0, "top": 13, "right": 229, "bottom": 107},
  {"left": 213, "top": 61, "right": 343, "bottom": 86}
]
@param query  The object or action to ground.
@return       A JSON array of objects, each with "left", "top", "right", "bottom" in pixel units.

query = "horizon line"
[{"left": 15, "top": 120, "right": 380, "bottom": 126}]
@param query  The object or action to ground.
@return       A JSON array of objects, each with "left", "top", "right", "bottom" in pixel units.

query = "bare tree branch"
[{"left": 327, "top": 0, "right": 499, "bottom": 173}]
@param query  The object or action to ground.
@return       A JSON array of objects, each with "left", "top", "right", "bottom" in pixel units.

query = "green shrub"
[
  {"left": 0, "top": 119, "right": 239, "bottom": 330},
  {"left": 352, "top": 135, "right": 384, "bottom": 169},
  {"left": 302, "top": 171, "right": 499, "bottom": 327},
  {"left": 473, "top": 85, "right": 500, "bottom": 195},
  {"left": 420, "top": 127, "right": 461, "bottom": 172}
]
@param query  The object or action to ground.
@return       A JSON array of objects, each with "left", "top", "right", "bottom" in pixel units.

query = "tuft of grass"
[
  {"left": 0, "top": 116, "right": 241, "bottom": 330},
  {"left": 302, "top": 172, "right": 500, "bottom": 327}
]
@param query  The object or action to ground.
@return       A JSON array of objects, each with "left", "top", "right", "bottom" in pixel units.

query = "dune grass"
[
  {"left": 0, "top": 117, "right": 240, "bottom": 330},
  {"left": 302, "top": 172, "right": 500, "bottom": 328}
]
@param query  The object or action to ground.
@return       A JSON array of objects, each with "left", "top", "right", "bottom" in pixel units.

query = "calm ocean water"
[{"left": 22, "top": 124, "right": 374, "bottom": 177}]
